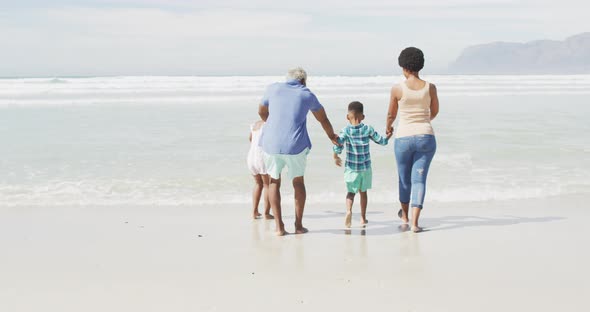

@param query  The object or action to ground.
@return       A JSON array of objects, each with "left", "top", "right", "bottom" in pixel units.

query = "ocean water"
[{"left": 0, "top": 75, "right": 589, "bottom": 207}]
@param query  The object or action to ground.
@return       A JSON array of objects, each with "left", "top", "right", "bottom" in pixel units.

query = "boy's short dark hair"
[
  {"left": 398, "top": 47, "right": 425, "bottom": 72},
  {"left": 348, "top": 101, "right": 364, "bottom": 115}
]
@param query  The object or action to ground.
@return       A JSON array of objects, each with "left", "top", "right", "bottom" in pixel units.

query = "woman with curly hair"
[{"left": 385, "top": 47, "right": 439, "bottom": 233}]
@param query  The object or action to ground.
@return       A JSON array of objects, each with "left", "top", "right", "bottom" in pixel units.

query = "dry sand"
[{"left": 1, "top": 194, "right": 588, "bottom": 311}]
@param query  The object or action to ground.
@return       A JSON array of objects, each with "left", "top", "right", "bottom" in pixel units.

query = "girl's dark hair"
[{"left": 398, "top": 47, "right": 425, "bottom": 72}]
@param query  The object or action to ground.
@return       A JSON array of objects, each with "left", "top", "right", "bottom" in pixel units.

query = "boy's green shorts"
[{"left": 344, "top": 168, "right": 372, "bottom": 193}]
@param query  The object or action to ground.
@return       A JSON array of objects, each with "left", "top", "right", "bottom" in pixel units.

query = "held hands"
[
  {"left": 330, "top": 133, "right": 341, "bottom": 146},
  {"left": 385, "top": 126, "right": 394, "bottom": 138}
]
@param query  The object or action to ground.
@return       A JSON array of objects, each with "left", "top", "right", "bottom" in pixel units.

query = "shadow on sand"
[
  {"left": 303, "top": 211, "right": 565, "bottom": 236},
  {"left": 293, "top": 210, "right": 384, "bottom": 220},
  {"left": 422, "top": 215, "right": 565, "bottom": 232}
]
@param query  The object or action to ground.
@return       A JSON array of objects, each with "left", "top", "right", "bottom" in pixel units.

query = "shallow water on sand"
[{"left": 1, "top": 75, "right": 589, "bottom": 206}]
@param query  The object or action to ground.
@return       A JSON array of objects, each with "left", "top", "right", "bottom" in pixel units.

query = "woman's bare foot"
[
  {"left": 411, "top": 225, "right": 423, "bottom": 233},
  {"left": 253, "top": 212, "right": 262, "bottom": 219},
  {"left": 360, "top": 218, "right": 368, "bottom": 226},
  {"left": 345, "top": 211, "right": 352, "bottom": 228},
  {"left": 398, "top": 209, "right": 409, "bottom": 224},
  {"left": 295, "top": 226, "right": 309, "bottom": 234},
  {"left": 264, "top": 214, "right": 274, "bottom": 220},
  {"left": 276, "top": 229, "right": 288, "bottom": 236}
]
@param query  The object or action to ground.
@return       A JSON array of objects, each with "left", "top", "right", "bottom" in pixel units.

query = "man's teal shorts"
[
  {"left": 263, "top": 148, "right": 309, "bottom": 181},
  {"left": 344, "top": 168, "right": 372, "bottom": 193}
]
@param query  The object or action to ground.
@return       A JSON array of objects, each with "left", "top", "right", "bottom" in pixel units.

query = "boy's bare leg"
[
  {"left": 411, "top": 206, "right": 423, "bottom": 232},
  {"left": 359, "top": 191, "right": 368, "bottom": 225},
  {"left": 269, "top": 177, "right": 286, "bottom": 236},
  {"left": 399, "top": 202, "right": 410, "bottom": 224},
  {"left": 261, "top": 174, "right": 274, "bottom": 219},
  {"left": 252, "top": 175, "right": 263, "bottom": 219},
  {"left": 293, "top": 176, "right": 308, "bottom": 234},
  {"left": 345, "top": 192, "right": 355, "bottom": 228}
]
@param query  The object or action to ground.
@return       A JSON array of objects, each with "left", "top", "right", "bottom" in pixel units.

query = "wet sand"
[{"left": 0, "top": 194, "right": 588, "bottom": 311}]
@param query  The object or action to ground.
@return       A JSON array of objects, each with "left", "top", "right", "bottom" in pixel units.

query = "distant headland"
[{"left": 447, "top": 32, "right": 590, "bottom": 74}]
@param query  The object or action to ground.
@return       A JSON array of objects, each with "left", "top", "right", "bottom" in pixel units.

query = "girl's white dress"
[{"left": 247, "top": 123, "right": 267, "bottom": 175}]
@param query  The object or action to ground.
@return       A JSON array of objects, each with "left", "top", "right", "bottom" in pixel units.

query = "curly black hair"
[{"left": 398, "top": 47, "right": 425, "bottom": 72}]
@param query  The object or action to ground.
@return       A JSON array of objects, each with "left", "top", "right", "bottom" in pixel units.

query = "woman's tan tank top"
[{"left": 395, "top": 81, "right": 434, "bottom": 138}]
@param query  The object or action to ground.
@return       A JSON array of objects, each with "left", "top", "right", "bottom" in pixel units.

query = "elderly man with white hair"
[{"left": 258, "top": 67, "right": 339, "bottom": 236}]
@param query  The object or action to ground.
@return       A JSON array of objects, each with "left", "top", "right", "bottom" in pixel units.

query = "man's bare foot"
[
  {"left": 276, "top": 229, "right": 288, "bottom": 236},
  {"left": 398, "top": 209, "right": 409, "bottom": 224},
  {"left": 411, "top": 225, "right": 423, "bottom": 233},
  {"left": 345, "top": 211, "right": 352, "bottom": 228},
  {"left": 264, "top": 214, "right": 275, "bottom": 220},
  {"left": 360, "top": 218, "right": 368, "bottom": 226},
  {"left": 295, "top": 226, "right": 309, "bottom": 234}
]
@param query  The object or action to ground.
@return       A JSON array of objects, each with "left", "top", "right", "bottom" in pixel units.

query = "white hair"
[{"left": 286, "top": 67, "right": 307, "bottom": 82}]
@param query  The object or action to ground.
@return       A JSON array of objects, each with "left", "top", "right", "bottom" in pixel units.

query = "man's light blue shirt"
[{"left": 259, "top": 79, "right": 323, "bottom": 155}]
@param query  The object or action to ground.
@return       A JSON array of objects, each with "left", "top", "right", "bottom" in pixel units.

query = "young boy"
[{"left": 333, "top": 101, "right": 391, "bottom": 227}]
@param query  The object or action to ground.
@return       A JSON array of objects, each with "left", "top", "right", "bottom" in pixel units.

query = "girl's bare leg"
[
  {"left": 345, "top": 192, "right": 355, "bottom": 228},
  {"left": 252, "top": 175, "right": 263, "bottom": 219},
  {"left": 261, "top": 174, "right": 274, "bottom": 219},
  {"left": 359, "top": 191, "right": 368, "bottom": 225}
]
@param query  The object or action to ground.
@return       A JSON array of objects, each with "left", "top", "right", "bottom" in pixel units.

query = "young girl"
[{"left": 247, "top": 120, "right": 273, "bottom": 220}]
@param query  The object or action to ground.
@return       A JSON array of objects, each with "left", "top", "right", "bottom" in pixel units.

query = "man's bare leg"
[
  {"left": 345, "top": 192, "right": 355, "bottom": 228},
  {"left": 269, "top": 177, "right": 286, "bottom": 236},
  {"left": 261, "top": 174, "right": 274, "bottom": 220},
  {"left": 292, "top": 176, "right": 308, "bottom": 234},
  {"left": 252, "top": 175, "right": 263, "bottom": 219},
  {"left": 411, "top": 206, "right": 423, "bottom": 233},
  {"left": 359, "top": 191, "right": 368, "bottom": 225},
  {"left": 399, "top": 202, "right": 410, "bottom": 224}
]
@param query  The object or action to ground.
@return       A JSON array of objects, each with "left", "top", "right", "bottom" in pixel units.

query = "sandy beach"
[
  {"left": 1, "top": 193, "right": 588, "bottom": 312},
  {"left": 3, "top": 0, "right": 590, "bottom": 310}
]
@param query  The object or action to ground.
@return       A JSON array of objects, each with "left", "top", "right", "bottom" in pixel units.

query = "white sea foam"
[
  {"left": 1, "top": 75, "right": 590, "bottom": 106},
  {"left": 1, "top": 179, "right": 587, "bottom": 207}
]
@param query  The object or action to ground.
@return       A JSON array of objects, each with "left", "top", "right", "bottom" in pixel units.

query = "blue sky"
[{"left": 1, "top": 0, "right": 588, "bottom": 76}]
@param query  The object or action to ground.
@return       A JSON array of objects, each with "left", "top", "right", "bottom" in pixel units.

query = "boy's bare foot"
[
  {"left": 345, "top": 211, "right": 352, "bottom": 228},
  {"left": 295, "top": 226, "right": 309, "bottom": 234},
  {"left": 264, "top": 214, "right": 275, "bottom": 220},
  {"left": 411, "top": 225, "right": 423, "bottom": 233}
]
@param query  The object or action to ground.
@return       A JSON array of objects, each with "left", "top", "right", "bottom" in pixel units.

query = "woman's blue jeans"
[{"left": 394, "top": 134, "right": 436, "bottom": 209}]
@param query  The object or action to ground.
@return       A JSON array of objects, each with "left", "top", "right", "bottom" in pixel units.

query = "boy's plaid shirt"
[{"left": 333, "top": 123, "right": 389, "bottom": 172}]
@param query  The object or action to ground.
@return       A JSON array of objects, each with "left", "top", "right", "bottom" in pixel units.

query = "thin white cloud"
[
  {"left": 1, "top": 0, "right": 589, "bottom": 76},
  {"left": 0, "top": 7, "right": 383, "bottom": 76},
  {"left": 345, "top": 4, "right": 589, "bottom": 22},
  {"left": 44, "top": 8, "right": 313, "bottom": 38},
  {"left": 97, "top": 0, "right": 516, "bottom": 10},
  {"left": 14, "top": 8, "right": 377, "bottom": 40}
]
